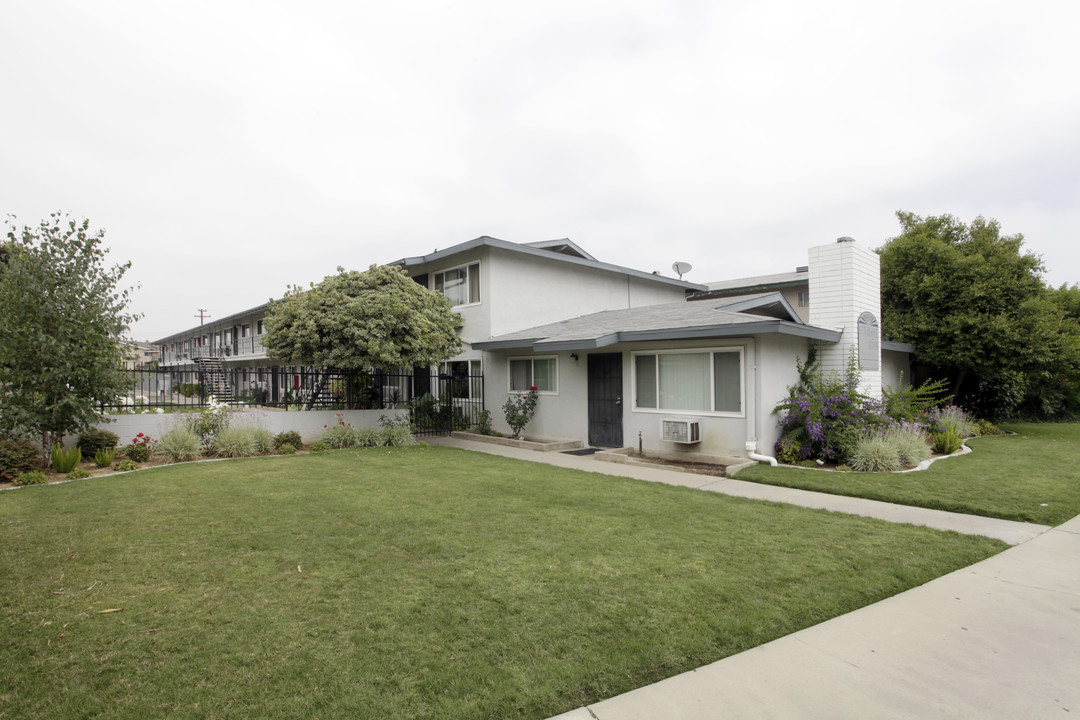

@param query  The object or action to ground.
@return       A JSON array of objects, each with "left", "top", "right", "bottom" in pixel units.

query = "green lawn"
[
  {"left": 737, "top": 423, "right": 1080, "bottom": 525},
  {"left": 2, "top": 446, "right": 1004, "bottom": 719}
]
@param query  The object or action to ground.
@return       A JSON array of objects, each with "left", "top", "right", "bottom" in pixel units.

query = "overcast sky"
[{"left": 3, "top": 0, "right": 1078, "bottom": 341}]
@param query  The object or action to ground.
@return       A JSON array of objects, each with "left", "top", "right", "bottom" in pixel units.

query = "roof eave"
[
  {"left": 479, "top": 321, "right": 841, "bottom": 352},
  {"left": 389, "top": 236, "right": 705, "bottom": 291}
]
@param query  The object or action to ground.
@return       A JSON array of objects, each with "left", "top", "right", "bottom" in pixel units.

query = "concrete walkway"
[
  {"left": 425, "top": 436, "right": 1049, "bottom": 544},
  {"left": 425, "top": 436, "right": 1077, "bottom": 719}
]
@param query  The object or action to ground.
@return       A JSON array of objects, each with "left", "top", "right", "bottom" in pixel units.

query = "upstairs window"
[
  {"left": 434, "top": 262, "right": 480, "bottom": 307},
  {"left": 797, "top": 291, "right": 809, "bottom": 307}
]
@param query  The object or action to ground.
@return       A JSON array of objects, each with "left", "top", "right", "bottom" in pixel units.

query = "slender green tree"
[
  {"left": 0, "top": 213, "right": 140, "bottom": 460},
  {"left": 879, "top": 211, "right": 1080, "bottom": 418},
  {"left": 262, "top": 264, "right": 462, "bottom": 408}
]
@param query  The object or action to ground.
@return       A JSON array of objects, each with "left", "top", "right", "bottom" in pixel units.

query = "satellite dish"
[{"left": 672, "top": 261, "right": 692, "bottom": 280}]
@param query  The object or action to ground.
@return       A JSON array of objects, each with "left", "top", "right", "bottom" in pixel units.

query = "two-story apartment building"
[{"left": 155, "top": 234, "right": 911, "bottom": 462}]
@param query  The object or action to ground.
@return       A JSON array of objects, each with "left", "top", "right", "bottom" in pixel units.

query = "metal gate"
[{"left": 410, "top": 372, "right": 485, "bottom": 437}]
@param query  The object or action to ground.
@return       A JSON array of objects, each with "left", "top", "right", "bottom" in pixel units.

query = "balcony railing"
[{"left": 164, "top": 334, "right": 268, "bottom": 364}]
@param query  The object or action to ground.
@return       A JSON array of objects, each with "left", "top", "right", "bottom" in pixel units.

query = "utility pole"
[{"left": 195, "top": 309, "right": 211, "bottom": 325}]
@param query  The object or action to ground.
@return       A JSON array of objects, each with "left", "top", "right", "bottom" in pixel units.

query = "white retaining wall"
[{"left": 75, "top": 408, "right": 408, "bottom": 448}]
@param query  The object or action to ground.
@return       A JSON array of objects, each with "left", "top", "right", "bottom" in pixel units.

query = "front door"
[{"left": 588, "top": 353, "right": 623, "bottom": 447}]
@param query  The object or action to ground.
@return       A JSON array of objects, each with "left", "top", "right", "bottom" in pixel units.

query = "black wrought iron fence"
[{"left": 103, "top": 367, "right": 484, "bottom": 436}]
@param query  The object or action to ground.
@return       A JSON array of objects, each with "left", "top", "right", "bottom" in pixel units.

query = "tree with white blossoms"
[
  {"left": 0, "top": 213, "right": 140, "bottom": 461},
  {"left": 262, "top": 264, "right": 463, "bottom": 409}
]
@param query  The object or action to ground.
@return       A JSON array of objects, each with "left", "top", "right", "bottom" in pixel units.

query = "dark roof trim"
[
  {"left": 390, "top": 236, "right": 705, "bottom": 291},
  {"left": 474, "top": 320, "right": 841, "bottom": 351},
  {"left": 882, "top": 340, "right": 916, "bottom": 353}
]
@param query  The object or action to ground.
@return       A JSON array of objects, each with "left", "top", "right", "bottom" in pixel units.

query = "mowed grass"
[
  {"left": 2, "top": 446, "right": 1004, "bottom": 719},
  {"left": 737, "top": 423, "right": 1080, "bottom": 525}
]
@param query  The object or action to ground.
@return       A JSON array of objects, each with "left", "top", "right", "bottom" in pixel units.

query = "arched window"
[{"left": 858, "top": 312, "right": 880, "bottom": 371}]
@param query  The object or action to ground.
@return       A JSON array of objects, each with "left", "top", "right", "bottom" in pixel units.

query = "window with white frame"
[
  {"left": 256, "top": 320, "right": 264, "bottom": 335},
  {"left": 634, "top": 348, "right": 743, "bottom": 414},
  {"left": 508, "top": 356, "right": 557, "bottom": 393},
  {"left": 797, "top": 291, "right": 809, "bottom": 307},
  {"left": 434, "top": 262, "right": 480, "bottom": 307},
  {"left": 440, "top": 359, "right": 482, "bottom": 399}
]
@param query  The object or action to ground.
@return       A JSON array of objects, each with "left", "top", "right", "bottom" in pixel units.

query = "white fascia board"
[
  {"left": 882, "top": 340, "right": 916, "bottom": 353},
  {"left": 389, "top": 236, "right": 705, "bottom": 292},
  {"left": 514, "top": 321, "right": 842, "bottom": 352}
]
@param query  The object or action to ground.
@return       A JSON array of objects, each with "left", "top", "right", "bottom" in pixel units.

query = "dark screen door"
[{"left": 588, "top": 353, "right": 623, "bottom": 447}]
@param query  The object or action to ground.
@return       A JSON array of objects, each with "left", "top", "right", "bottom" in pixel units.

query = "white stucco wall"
[
  {"left": 82, "top": 408, "right": 408, "bottom": 448},
  {"left": 482, "top": 334, "right": 811, "bottom": 460},
  {"left": 882, "top": 350, "right": 912, "bottom": 391},
  {"left": 485, "top": 248, "right": 689, "bottom": 337}
]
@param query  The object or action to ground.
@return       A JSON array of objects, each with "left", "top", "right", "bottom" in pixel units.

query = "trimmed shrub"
[
  {"left": 273, "top": 431, "right": 302, "bottom": 450},
  {"left": 775, "top": 436, "right": 803, "bottom": 465},
  {"left": 50, "top": 444, "right": 82, "bottom": 474},
  {"left": 277, "top": 443, "right": 297, "bottom": 455},
  {"left": 66, "top": 468, "right": 90, "bottom": 480},
  {"left": 310, "top": 442, "right": 331, "bottom": 453},
  {"left": 974, "top": 419, "right": 1002, "bottom": 436},
  {"left": 212, "top": 426, "right": 258, "bottom": 458},
  {"left": 93, "top": 447, "right": 117, "bottom": 468},
  {"left": 76, "top": 429, "right": 119, "bottom": 457},
  {"left": 1, "top": 438, "right": 40, "bottom": 483},
  {"left": 14, "top": 470, "right": 48, "bottom": 486},
  {"left": 157, "top": 427, "right": 202, "bottom": 463},
  {"left": 849, "top": 433, "right": 903, "bottom": 472},
  {"left": 474, "top": 410, "right": 494, "bottom": 436}
]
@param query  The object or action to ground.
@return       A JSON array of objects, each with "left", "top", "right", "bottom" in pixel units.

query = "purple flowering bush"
[
  {"left": 774, "top": 350, "right": 947, "bottom": 467},
  {"left": 773, "top": 350, "right": 893, "bottom": 464}
]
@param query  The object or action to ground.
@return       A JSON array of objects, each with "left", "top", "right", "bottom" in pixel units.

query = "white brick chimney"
[{"left": 808, "top": 237, "right": 882, "bottom": 398}]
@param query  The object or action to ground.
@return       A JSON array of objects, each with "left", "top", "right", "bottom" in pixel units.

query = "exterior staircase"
[{"left": 194, "top": 354, "right": 234, "bottom": 404}]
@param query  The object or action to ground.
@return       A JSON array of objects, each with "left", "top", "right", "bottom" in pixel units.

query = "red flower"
[
  {"left": 529, "top": 386, "right": 538, "bottom": 391},
  {"left": 137, "top": 432, "right": 144, "bottom": 437}
]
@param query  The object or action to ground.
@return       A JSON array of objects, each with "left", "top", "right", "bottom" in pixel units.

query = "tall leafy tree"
[
  {"left": 879, "top": 211, "right": 1080, "bottom": 419},
  {"left": 0, "top": 213, "right": 140, "bottom": 458},
  {"left": 262, "top": 264, "right": 462, "bottom": 408}
]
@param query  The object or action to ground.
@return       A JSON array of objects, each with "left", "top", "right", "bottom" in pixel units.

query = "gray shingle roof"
[{"left": 473, "top": 294, "right": 840, "bottom": 351}]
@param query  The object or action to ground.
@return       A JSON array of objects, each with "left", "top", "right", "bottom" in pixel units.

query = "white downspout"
[{"left": 745, "top": 339, "right": 778, "bottom": 466}]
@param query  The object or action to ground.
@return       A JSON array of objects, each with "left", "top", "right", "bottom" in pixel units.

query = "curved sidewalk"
[
  {"left": 425, "top": 436, "right": 1049, "bottom": 544},
  {"left": 425, "top": 437, "right": 1076, "bottom": 719}
]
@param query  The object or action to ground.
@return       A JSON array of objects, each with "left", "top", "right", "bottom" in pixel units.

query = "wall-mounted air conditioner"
[{"left": 661, "top": 418, "right": 701, "bottom": 444}]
